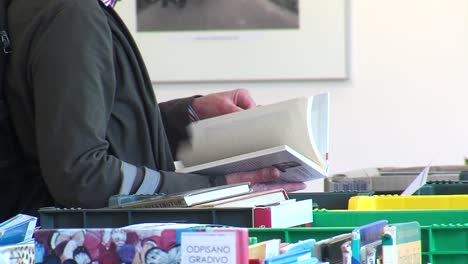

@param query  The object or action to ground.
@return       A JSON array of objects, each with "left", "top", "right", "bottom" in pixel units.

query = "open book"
[{"left": 176, "top": 93, "right": 330, "bottom": 182}]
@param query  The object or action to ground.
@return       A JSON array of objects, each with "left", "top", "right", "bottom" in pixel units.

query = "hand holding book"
[
  {"left": 179, "top": 93, "right": 330, "bottom": 189},
  {"left": 183, "top": 90, "right": 331, "bottom": 197},
  {"left": 191, "top": 89, "right": 256, "bottom": 120},
  {"left": 187, "top": 89, "right": 310, "bottom": 192},
  {"left": 225, "top": 167, "right": 306, "bottom": 192}
]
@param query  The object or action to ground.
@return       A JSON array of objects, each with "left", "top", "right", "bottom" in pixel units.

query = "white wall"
[{"left": 152, "top": 0, "right": 468, "bottom": 189}]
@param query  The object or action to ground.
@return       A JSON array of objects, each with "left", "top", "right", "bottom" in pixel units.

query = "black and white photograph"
[
  {"left": 115, "top": 0, "right": 346, "bottom": 82},
  {"left": 137, "top": 0, "right": 299, "bottom": 32}
]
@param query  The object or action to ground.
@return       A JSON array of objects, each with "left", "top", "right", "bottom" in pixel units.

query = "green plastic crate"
[
  {"left": 39, "top": 208, "right": 468, "bottom": 229},
  {"left": 287, "top": 191, "right": 374, "bottom": 209},
  {"left": 249, "top": 224, "right": 468, "bottom": 264},
  {"left": 39, "top": 208, "right": 468, "bottom": 263},
  {"left": 415, "top": 181, "right": 468, "bottom": 195},
  {"left": 312, "top": 209, "right": 468, "bottom": 226},
  {"left": 249, "top": 210, "right": 468, "bottom": 264}
]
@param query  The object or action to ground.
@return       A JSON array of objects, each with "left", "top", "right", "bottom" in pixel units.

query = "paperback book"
[
  {"left": 351, "top": 220, "right": 388, "bottom": 264},
  {"left": 113, "top": 182, "right": 251, "bottom": 209},
  {"left": 176, "top": 93, "right": 330, "bottom": 182},
  {"left": 382, "top": 221, "right": 421, "bottom": 264},
  {"left": 0, "top": 214, "right": 37, "bottom": 246},
  {"left": 193, "top": 188, "right": 288, "bottom": 208},
  {"left": 264, "top": 248, "right": 314, "bottom": 264},
  {"left": 248, "top": 239, "right": 281, "bottom": 261},
  {"left": 253, "top": 199, "right": 313, "bottom": 228},
  {"left": 0, "top": 215, "right": 37, "bottom": 264}
]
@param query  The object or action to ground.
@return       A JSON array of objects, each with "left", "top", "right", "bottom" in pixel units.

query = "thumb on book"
[{"left": 225, "top": 167, "right": 281, "bottom": 185}]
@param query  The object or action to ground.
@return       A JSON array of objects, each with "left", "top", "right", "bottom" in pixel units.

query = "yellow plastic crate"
[{"left": 348, "top": 194, "right": 468, "bottom": 210}]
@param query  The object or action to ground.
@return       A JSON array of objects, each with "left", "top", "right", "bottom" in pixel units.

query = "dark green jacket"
[{"left": 5, "top": 0, "right": 223, "bottom": 217}]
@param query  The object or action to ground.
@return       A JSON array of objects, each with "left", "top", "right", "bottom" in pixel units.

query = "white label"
[{"left": 181, "top": 232, "right": 237, "bottom": 264}]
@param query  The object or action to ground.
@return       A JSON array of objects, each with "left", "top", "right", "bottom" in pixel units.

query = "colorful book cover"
[
  {"left": 34, "top": 223, "right": 248, "bottom": 264},
  {"left": 248, "top": 239, "right": 281, "bottom": 260},
  {"left": 351, "top": 220, "right": 388, "bottom": 264},
  {"left": 0, "top": 214, "right": 37, "bottom": 246},
  {"left": 382, "top": 221, "right": 421, "bottom": 264},
  {"left": 264, "top": 248, "right": 313, "bottom": 264},
  {"left": 280, "top": 238, "right": 315, "bottom": 254},
  {"left": 0, "top": 241, "right": 35, "bottom": 264}
]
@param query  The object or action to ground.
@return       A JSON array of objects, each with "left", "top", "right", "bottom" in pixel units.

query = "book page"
[
  {"left": 310, "top": 93, "right": 330, "bottom": 170},
  {"left": 176, "top": 145, "right": 326, "bottom": 182},
  {"left": 177, "top": 94, "right": 329, "bottom": 170},
  {"left": 400, "top": 164, "right": 430, "bottom": 196}
]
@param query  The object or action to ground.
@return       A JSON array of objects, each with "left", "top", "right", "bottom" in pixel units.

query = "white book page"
[
  {"left": 310, "top": 93, "right": 330, "bottom": 170},
  {"left": 401, "top": 164, "right": 430, "bottom": 195},
  {"left": 269, "top": 199, "right": 313, "bottom": 228},
  {"left": 176, "top": 145, "right": 326, "bottom": 182},
  {"left": 177, "top": 94, "right": 329, "bottom": 170}
]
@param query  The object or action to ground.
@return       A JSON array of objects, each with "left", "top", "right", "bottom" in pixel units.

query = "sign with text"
[{"left": 181, "top": 232, "right": 237, "bottom": 264}]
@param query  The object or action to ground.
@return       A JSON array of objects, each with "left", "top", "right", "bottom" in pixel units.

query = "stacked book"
[
  {"left": 247, "top": 220, "right": 421, "bottom": 264},
  {"left": 35, "top": 223, "right": 249, "bottom": 263},
  {"left": 32, "top": 219, "right": 423, "bottom": 264},
  {"left": 108, "top": 183, "right": 313, "bottom": 228},
  {"left": 326, "top": 165, "right": 463, "bottom": 193}
]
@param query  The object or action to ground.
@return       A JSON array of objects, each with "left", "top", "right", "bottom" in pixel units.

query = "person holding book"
[{"left": 3, "top": 0, "right": 305, "bottom": 220}]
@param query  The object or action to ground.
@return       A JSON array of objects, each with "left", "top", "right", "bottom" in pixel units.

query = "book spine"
[
  {"left": 381, "top": 240, "right": 395, "bottom": 264},
  {"left": 121, "top": 197, "right": 188, "bottom": 208},
  {"left": 351, "top": 230, "right": 361, "bottom": 264},
  {"left": 25, "top": 220, "right": 36, "bottom": 241},
  {"left": 253, "top": 208, "right": 272, "bottom": 228},
  {"left": 264, "top": 248, "right": 311, "bottom": 264},
  {"left": 235, "top": 229, "right": 249, "bottom": 264},
  {"left": 382, "top": 223, "right": 421, "bottom": 264},
  {"left": 351, "top": 220, "right": 387, "bottom": 264}
]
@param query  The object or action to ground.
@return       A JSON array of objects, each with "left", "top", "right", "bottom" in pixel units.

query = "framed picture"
[{"left": 115, "top": 0, "right": 348, "bottom": 82}]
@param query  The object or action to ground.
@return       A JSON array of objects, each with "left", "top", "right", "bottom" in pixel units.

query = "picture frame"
[{"left": 115, "top": 0, "right": 348, "bottom": 82}]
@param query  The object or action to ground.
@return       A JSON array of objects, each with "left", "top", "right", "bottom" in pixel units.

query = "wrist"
[{"left": 190, "top": 96, "right": 205, "bottom": 120}]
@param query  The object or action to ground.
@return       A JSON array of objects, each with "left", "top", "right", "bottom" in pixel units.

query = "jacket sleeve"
[
  {"left": 157, "top": 99, "right": 232, "bottom": 191},
  {"left": 29, "top": 1, "right": 131, "bottom": 208},
  {"left": 158, "top": 170, "right": 227, "bottom": 195},
  {"left": 29, "top": 1, "right": 225, "bottom": 209},
  {"left": 159, "top": 96, "right": 199, "bottom": 159}
]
